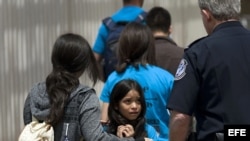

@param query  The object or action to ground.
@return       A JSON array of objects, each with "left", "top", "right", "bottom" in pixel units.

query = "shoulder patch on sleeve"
[{"left": 175, "top": 59, "right": 188, "bottom": 80}]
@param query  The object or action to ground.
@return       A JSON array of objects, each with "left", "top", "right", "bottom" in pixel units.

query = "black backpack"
[{"left": 102, "top": 11, "right": 147, "bottom": 81}]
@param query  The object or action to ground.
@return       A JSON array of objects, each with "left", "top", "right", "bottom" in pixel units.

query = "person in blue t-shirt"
[
  {"left": 92, "top": 0, "right": 146, "bottom": 81},
  {"left": 100, "top": 22, "right": 174, "bottom": 141},
  {"left": 106, "top": 79, "right": 158, "bottom": 141}
]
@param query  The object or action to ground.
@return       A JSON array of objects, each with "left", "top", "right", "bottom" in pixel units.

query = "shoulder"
[
  {"left": 77, "top": 85, "right": 96, "bottom": 100},
  {"left": 28, "top": 81, "right": 47, "bottom": 99},
  {"left": 29, "top": 81, "right": 46, "bottom": 91},
  {"left": 187, "top": 36, "right": 207, "bottom": 49},
  {"left": 183, "top": 36, "right": 210, "bottom": 56},
  {"left": 78, "top": 84, "right": 95, "bottom": 93},
  {"left": 147, "top": 65, "right": 174, "bottom": 78},
  {"left": 77, "top": 85, "right": 100, "bottom": 109},
  {"left": 116, "top": 6, "right": 144, "bottom": 14},
  {"left": 155, "top": 37, "right": 184, "bottom": 54},
  {"left": 111, "top": 6, "right": 145, "bottom": 21}
]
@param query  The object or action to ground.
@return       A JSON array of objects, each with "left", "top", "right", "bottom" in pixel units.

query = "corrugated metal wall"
[{"left": 0, "top": 0, "right": 206, "bottom": 140}]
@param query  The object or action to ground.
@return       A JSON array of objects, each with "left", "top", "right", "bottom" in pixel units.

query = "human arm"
[
  {"left": 101, "top": 102, "right": 109, "bottom": 123},
  {"left": 169, "top": 110, "right": 192, "bottom": 141},
  {"left": 92, "top": 24, "right": 108, "bottom": 81},
  {"left": 100, "top": 79, "right": 114, "bottom": 122},
  {"left": 92, "top": 23, "right": 108, "bottom": 61},
  {"left": 93, "top": 52, "right": 105, "bottom": 81},
  {"left": 94, "top": 52, "right": 102, "bottom": 63}
]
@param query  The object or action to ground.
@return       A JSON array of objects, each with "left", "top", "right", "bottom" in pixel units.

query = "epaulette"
[{"left": 187, "top": 36, "right": 207, "bottom": 49}]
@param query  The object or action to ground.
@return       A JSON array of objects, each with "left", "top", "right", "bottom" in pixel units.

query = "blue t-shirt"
[
  {"left": 100, "top": 64, "right": 174, "bottom": 139},
  {"left": 146, "top": 124, "right": 158, "bottom": 141},
  {"left": 93, "top": 5, "right": 145, "bottom": 54}
]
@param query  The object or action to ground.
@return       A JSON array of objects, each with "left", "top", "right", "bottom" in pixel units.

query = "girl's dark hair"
[
  {"left": 108, "top": 79, "right": 147, "bottom": 138},
  {"left": 46, "top": 33, "right": 100, "bottom": 125},
  {"left": 116, "top": 22, "right": 156, "bottom": 73}
]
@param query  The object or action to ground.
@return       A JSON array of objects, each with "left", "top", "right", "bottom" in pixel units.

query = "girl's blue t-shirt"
[{"left": 146, "top": 124, "right": 158, "bottom": 141}]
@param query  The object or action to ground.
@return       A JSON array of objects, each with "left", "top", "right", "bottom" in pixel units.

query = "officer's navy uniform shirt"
[{"left": 167, "top": 21, "right": 250, "bottom": 141}]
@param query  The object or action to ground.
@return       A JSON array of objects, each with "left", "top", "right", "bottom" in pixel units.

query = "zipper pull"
[{"left": 64, "top": 123, "right": 70, "bottom": 141}]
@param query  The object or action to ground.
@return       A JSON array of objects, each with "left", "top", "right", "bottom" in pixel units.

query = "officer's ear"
[{"left": 201, "top": 9, "right": 212, "bottom": 22}]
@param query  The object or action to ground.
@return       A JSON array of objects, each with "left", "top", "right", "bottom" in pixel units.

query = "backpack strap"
[
  {"left": 102, "top": 11, "right": 147, "bottom": 31},
  {"left": 102, "top": 17, "right": 129, "bottom": 31},
  {"left": 134, "top": 11, "right": 147, "bottom": 23},
  {"left": 102, "top": 17, "right": 115, "bottom": 31}
]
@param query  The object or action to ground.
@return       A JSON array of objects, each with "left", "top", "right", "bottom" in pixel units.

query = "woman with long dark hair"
[{"left": 23, "top": 33, "right": 141, "bottom": 141}]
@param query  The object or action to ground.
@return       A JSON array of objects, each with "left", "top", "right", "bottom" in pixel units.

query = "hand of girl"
[{"left": 116, "top": 124, "right": 134, "bottom": 138}]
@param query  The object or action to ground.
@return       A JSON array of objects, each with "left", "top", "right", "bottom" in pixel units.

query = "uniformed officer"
[{"left": 167, "top": 0, "right": 250, "bottom": 141}]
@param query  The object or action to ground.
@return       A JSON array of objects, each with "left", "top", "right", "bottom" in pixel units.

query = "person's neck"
[
  {"left": 210, "top": 19, "right": 238, "bottom": 34},
  {"left": 124, "top": 4, "right": 141, "bottom": 7},
  {"left": 124, "top": 2, "right": 141, "bottom": 7},
  {"left": 153, "top": 32, "right": 169, "bottom": 38}
]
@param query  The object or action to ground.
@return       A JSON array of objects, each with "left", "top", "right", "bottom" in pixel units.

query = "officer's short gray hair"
[{"left": 198, "top": 0, "right": 241, "bottom": 21}]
